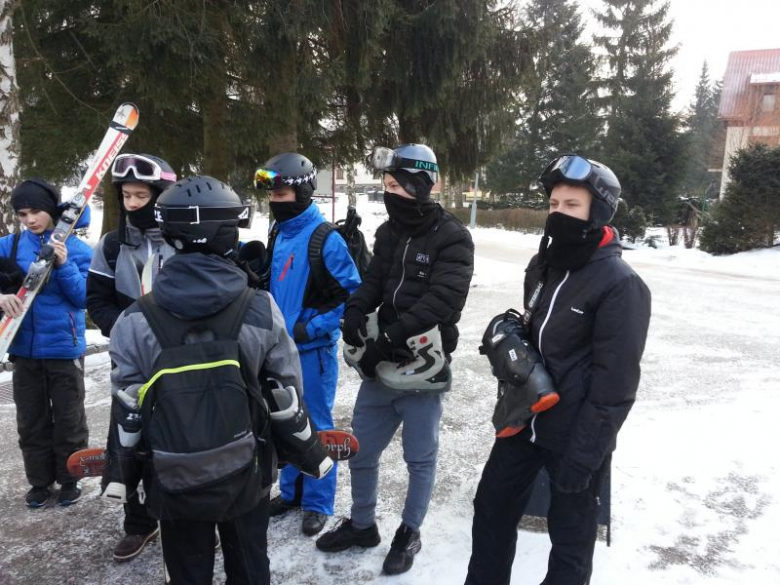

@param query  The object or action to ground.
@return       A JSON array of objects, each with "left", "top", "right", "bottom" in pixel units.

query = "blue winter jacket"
[
  {"left": 269, "top": 203, "right": 361, "bottom": 351},
  {"left": 0, "top": 207, "right": 93, "bottom": 359}
]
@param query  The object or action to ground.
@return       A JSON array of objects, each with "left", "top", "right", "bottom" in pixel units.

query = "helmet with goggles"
[
  {"left": 155, "top": 176, "right": 252, "bottom": 256},
  {"left": 112, "top": 153, "right": 177, "bottom": 191},
  {"left": 253, "top": 153, "right": 317, "bottom": 203},
  {"left": 538, "top": 154, "right": 621, "bottom": 229},
  {"left": 367, "top": 144, "right": 439, "bottom": 185}
]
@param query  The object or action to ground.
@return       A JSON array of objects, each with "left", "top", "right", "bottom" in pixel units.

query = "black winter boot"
[
  {"left": 316, "top": 519, "right": 380, "bottom": 552},
  {"left": 382, "top": 523, "right": 421, "bottom": 575}
]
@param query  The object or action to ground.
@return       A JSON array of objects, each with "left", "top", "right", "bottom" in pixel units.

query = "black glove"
[
  {"left": 342, "top": 307, "right": 367, "bottom": 347},
  {"left": 358, "top": 335, "right": 392, "bottom": 378},
  {"left": 0, "top": 257, "right": 24, "bottom": 294},
  {"left": 552, "top": 458, "right": 593, "bottom": 494},
  {"left": 293, "top": 322, "right": 310, "bottom": 343}
]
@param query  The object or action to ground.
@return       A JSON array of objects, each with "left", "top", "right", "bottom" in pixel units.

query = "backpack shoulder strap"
[
  {"left": 138, "top": 287, "right": 257, "bottom": 349},
  {"left": 308, "top": 222, "right": 337, "bottom": 286},
  {"left": 10, "top": 232, "right": 20, "bottom": 264},
  {"left": 137, "top": 293, "right": 184, "bottom": 349},
  {"left": 222, "top": 288, "right": 257, "bottom": 340},
  {"left": 102, "top": 230, "right": 121, "bottom": 272}
]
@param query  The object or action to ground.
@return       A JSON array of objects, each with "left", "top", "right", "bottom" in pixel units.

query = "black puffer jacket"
[
  {"left": 347, "top": 206, "right": 474, "bottom": 355},
  {"left": 520, "top": 228, "right": 651, "bottom": 471}
]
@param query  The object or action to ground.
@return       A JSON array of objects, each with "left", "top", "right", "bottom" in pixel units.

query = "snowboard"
[{"left": 66, "top": 430, "right": 359, "bottom": 479}]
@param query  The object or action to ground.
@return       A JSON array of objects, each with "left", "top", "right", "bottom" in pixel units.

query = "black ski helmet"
[
  {"left": 155, "top": 176, "right": 250, "bottom": 256},
  {"left": 253, "top": 153, "right": 317, "bottom": 203},
  {"left": 538, "top": 154, "right": 621, "bottom": 229},
  {"left": 112, "top": 154, "right": 177, "bottom": 242}
]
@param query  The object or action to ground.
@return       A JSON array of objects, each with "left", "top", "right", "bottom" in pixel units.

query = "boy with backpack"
[
  {"left": 87, "top": 153, "right": 177, "bottom": 561},
  {"left": 105, "top": 176, "right": 334, "bottom": 584},
  {"left": 253, "top": 153, "right": 362, "bottom": 536}
]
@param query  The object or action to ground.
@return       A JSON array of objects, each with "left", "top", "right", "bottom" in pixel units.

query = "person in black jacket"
[
  {"left": 464, "top": 155, "right": 651, "bottom": 585},
  {"left": 316, "top": 144, "right": 475, "bottom": 575},
  {"left": 86, "top": 154, "right": 176, "bottom": 562}
]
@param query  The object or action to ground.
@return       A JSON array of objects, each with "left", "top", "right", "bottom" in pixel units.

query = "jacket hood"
[{"left": 153, "top": 253, "right": 248, "bottom": 319}]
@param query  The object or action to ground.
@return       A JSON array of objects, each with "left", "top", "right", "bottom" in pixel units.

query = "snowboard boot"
[
  {"left": 58, "top": 481, "right": 82, "bottom": 506},
  {"left": 25, "top": 485, "right": 52, "bottom": 509},
  {"left": 382, "top": 523, "right": 422, "bottom": 575},
  {"left": 102, "top": 390, "right": 144, "bottom": 504},
  {"left": 376, "top": 326, "right": 449, "bottom": 392},
  {"left": 342, "top": 311, "right": 379, "bottom": 379},
  {"left": 302, "top": 511, "right": 328, "bottom": 536},
  {"left": 316, "top": 519, "right": 381, "bottom": 552},
  {"left": 266, "top": 379, "right": 333, "bottom": 479},
  {"left": 480, "top": 310, "right": 559, "bottom": 437}
]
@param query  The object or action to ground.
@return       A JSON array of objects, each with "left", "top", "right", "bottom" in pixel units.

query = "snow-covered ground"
[{"left": 1, "top": 196, "right": 779, "bottom": 584}]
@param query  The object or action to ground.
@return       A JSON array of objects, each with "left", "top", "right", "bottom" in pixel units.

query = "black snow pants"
[
  {"left": 465, "top": 433, "right": 610, "bottom": 585},
  {"left": 159, "top": 496, "right": 271, "bottom": 585},
  {"left": 12, "top": 356, "right": 88, "bottom": 487}
]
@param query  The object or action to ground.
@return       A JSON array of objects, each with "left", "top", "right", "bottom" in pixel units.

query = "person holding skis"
[
  {"left": 86, "top": 153, "right": 177, "bottom": 561},
  {"left": 0, "top": 179, "right": 92, "bottom": 508},
  {"left": 464, "top": 155, "right": 651, "bottom": 585},
  {"left": 316, "top": 144, "right": 474, "bottom": 575},
  {"left": 105, "top": 175, "right": 334, "bottom": 584},
  {"left": 253, "top": 152, "right": 361, "bottom": 536}
]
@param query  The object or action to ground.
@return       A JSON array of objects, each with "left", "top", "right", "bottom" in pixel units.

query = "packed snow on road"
[{"left": 1, "top": 197, "right": 778, "bottom": 584}]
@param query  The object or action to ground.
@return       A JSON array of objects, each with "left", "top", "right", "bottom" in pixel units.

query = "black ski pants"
[
  {"left": 464, "top": 434, "right": 609, "bottom": 585},
  {"left": 159, "top": 496, "right": 271, "bottom": 585},
  {"left": 12, "top": 357, "right": 88, "bottom": 487}
]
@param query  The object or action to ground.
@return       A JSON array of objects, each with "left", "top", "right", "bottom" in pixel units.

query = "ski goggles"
[
  {"left": 112, "top": 154, "right": 177, "bottom": 182},
  {"left": 367, "top": 146, "right": 439, "bottom": 175},
  {"left": 539, "top": 154, "right": 593, "bottom": 184},
  {"left": 254, "top": 168, "right": 285, "bottom": 190},
  {"left": 154, "top": 202, "right": 254, "bottom": 228}
]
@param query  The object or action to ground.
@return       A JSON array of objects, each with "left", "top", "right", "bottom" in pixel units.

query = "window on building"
[
  {"left": 336, "top": 167, "right": 344, "bottom": 180},
  {"left": 762, "top": 86, "right": 777, "bottom": 112}
]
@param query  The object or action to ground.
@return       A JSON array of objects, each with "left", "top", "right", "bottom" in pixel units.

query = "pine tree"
[
  {"left": 485, "top": 0, "right": 600, "bottom": 203},
  {"left": 594, "top": 0, "right": 684, "bottom": 228},
  {"left": 700, "top": 144, "right": 780, "bottom": 254},
  {"left": 681, "top": 62, "right": 721, "bottom": 200}
]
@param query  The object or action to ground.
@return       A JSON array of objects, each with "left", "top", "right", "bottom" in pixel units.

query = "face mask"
[
  {"left": 126, "top": 200, "right": 158, "bottom": 230},
  {"left": 541, "top": 212, "right": 603, "bottom": 270},
  {"left": 383, "top": 191, "right": 436, "bottom": 232},
  {"left": 270, "top": 200, "right": 310, "bottom": 223}
]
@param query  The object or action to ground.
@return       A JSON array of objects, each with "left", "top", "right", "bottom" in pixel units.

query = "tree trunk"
[
  {"left": 266, "top": 35, "right": 298, "bottom": 154},
  {"left": 99, "top": 173, "right": 119, "bottom": 236},
  {"left": 347, "top": 164, "right": 356, "bottom": 207},
  {"left": 0, "top": 0, "right": 21, "bottom": 236},
  {"left": 202, "top": 89, "right": 230, "bottom": 181},
  {"left": 454, "top": 182, "right": 464, "bottom": 209}
]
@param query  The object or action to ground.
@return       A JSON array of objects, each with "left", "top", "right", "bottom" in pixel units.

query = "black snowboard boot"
[
  {"left": 382, "top": 523, "right": 421, "bottom": 575},
  {"left": 302, "top": 511, "right": 328, "bottom": 536},
  {"left": 316, "top": 519, "right": 381, "bottom": 552},
  {"left": 269, "top": 494, "right": 301, "bottom": 517}
]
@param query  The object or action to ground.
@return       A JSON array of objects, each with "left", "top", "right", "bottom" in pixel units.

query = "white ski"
[{"left": 0, "top": 103, "right": 139, "bottom": 358}]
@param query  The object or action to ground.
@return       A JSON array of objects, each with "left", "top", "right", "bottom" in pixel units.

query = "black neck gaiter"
[
  {"left": 270, "top": 200, "right": 311, "bottom": 223},
  {"left": 383, "top": 191, "right": 437, "bottom": 234},
  {"left": 126, "top": 200, "right": 158, "bottom": 231},
  {"left": 540, "top": 213, "right": 603, "bottom": 271}
]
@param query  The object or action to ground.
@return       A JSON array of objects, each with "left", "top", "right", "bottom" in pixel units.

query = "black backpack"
[
  {"left": 264, "top": 206, "right": 371, "bottom": 308},
  {"left": 136, "top": 288, "right": 271, "bottom": 522}
]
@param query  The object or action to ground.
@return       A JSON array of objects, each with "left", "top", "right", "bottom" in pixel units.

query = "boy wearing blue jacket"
[
  {"left": 0, "top": 179, "right": 93, "bottom": 508},
  {"left": 254, "top": 153, "right": 361, "bottom": 536}
]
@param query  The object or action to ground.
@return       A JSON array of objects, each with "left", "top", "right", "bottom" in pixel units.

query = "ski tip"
[{"left": 116, "top": 103, "right": 140, "bottom": 129}]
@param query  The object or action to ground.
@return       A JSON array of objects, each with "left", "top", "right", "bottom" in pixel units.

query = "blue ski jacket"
[
  {"left": 0, "top": 207, "right": 93, "bottom": 359},
  {"left": 269, "top": 203, "right": 361, "bottom": 351}
]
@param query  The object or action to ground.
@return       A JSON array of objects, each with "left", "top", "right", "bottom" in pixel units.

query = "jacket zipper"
[
  {"left": 392, "top": 237, "right": 412, "bottom": 316},
  {"left": 530, "top": 269, "right": 569, "bottom": 443},
  {"left": 68, "top": 312, "right": 77, "bottom": 346},
  {"left": 279, "top": 253, "right": 294, "bottom": 281}
]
